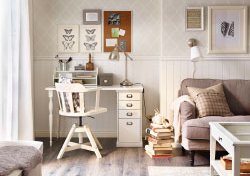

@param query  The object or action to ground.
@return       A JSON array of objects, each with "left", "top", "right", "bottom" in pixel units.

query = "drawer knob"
[
  {"left": 126, "top": 103, "right": 133, "bottom": 107},
  {"left": 126, "top": 94, "right": 133, "bottom": 98},
  {"left": 218, "top": 137, "right": 222, "bottom": 141},
  {"left": 126, "top": 122, "right": 133, "bottom": 125},
  {"left": 126, "top": 112, "right": 133, "bottom": 116}
]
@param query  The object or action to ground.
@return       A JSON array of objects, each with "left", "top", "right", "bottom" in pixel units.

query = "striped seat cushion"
[{"left": 187, "top": 84, "right": 233, "bottom": 117}]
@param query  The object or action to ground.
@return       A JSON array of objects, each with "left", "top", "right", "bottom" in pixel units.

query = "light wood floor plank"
[{"left": 38, "top": 138, "right": 212, "bottom": 176}]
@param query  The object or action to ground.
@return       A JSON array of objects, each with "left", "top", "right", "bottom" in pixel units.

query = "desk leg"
[
  {"left": 210, "top": 134, "right": 216, "bottom": 176},
  {"left": 48, "top": 90, "right": 53, "bottom": 147},
  {"left": 232, "top": 147, "right": 240, "bottom": 176}
]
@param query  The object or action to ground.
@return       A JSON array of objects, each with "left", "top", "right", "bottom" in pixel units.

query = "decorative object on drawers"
[
  {"left": 98, "top": 73, "right": 113, "bottom": 86},
  {"left": 116, "top": 87, "right": 144, "bottom": 147},
  {"left": 53, "top": 68, "right": 98, "bottom": 87},
  {"left": 210, "top": 122, "right": 250, "bottom": 176}
]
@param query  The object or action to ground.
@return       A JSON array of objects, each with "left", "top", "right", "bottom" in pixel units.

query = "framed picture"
[
  {"left": 208, "top": 6, "right": 248, "bottom": 54},
  {"left": 185, "top": 7, "right": 204, "bottom": 31},
  {"left": 57, "top": 25, "right": 79, "bottom": 53},
  {"left": 83, "top": 9, "right": 102, "bottom": 25},
  {"left": 80, "top": 25, "right": 102, "bottom": 53}
]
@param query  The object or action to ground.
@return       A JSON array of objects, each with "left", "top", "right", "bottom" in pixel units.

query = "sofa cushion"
[
  {"left": 187, "top": 84, "right": 233, "bottom": 117},
  {"left": 179, "top": 79, "right": 250, "bottom": 115},
  {"left": 182, "top": 116, "right": 250, "bottom": 140}
]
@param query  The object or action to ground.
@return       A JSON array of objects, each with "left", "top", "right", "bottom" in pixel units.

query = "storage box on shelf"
[{"left": 53, "top": 68, "right": 98, "bottom": 87}]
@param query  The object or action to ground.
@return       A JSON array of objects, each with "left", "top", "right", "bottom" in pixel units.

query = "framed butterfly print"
[
  {"left": 57, "top": 25, "right": 79, "bottom": 53},
  {"left": 80, "top": 25, "right": 102, "bottom": 53},
  {"left": 208, "top": 6, "right": 248, "bottom": 54}
]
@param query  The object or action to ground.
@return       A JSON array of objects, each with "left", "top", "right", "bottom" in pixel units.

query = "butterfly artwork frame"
[
  {"left": 80, "top": 25, "right": 102, "bottom": 53},
  {"left": 57, "top": 25, "right": 79, "bottom": 53},
  {"left": 208, "top": 6, "right": 248, "bottom": 54}
]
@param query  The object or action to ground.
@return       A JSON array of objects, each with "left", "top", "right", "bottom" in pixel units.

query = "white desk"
[{"left": 45, "top": 85, "right": 144, "bottom": 147}]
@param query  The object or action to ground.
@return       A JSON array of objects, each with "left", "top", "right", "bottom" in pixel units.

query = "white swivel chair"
[{"left": 55, "top": 83, "right": 107, "bottom": 159}]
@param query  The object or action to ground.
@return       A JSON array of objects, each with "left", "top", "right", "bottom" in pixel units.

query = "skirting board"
[{"left": 35, "top": 131, "right": 116, "bottom": 138}]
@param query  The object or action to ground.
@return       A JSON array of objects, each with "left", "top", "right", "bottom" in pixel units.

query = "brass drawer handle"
[
  {"left": 126, "top": 94, "right": 133, "bottom": 98},
  {"left": 126, "top": 122, "right": 133, "bottom": 125},
  {"left": 126, "top": 112, "right": 133, "bottom": 116},
  {"left": 126, "top": 103, "right": 133, "bottom": 107}
]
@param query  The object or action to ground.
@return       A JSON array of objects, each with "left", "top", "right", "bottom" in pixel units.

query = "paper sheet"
[
  {"left": 106, "top": 38, "right": 118, "bottom": 47},
  {"left": 119, "top": 29, "right": 126, "bottom": 36}
]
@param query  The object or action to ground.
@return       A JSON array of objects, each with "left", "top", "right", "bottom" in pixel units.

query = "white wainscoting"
[{"left": 160, "top": 58, "right": 250, "bottom": 117}]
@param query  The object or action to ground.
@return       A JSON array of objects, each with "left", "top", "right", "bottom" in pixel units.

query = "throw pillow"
[{"left": 187, "top": 84, "right": 233, "bottom": 117}]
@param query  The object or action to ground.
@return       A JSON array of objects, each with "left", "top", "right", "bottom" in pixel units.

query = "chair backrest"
[{"left": 55, "top": 83, "right": 101, "bottom": 115}]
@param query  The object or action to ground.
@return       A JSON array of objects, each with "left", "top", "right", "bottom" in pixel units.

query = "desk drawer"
[
  {"left": 119, "top": 93, "right": 141, "bottom": 101},
  {"left": 119, "top": 101, "right": 141, "bottom": 110},
  {"left": 119, "top": 110, "right": 141, "bottom": 119},
  {"left": 118, "top": 119, "right": 140, "bottom": 143}
]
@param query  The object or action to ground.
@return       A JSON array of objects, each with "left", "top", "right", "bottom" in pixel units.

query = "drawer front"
[
  {"left": 119, "top": 92, "right": 141, "bottom": 101},
  {"left": 211, "top": 126, "right": 234, "bottom": 153},
  {"left": 118, "top": 119, "right": 140, "bottom": 143},
  {"left": 119, "top": 110, "right": 141, "bottom": 119},
  {"left": 119, "top": 101, "right": 141, "bottom": 110}
]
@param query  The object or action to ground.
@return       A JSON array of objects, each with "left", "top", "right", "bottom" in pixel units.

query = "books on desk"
[{"left": 145, "top": 123, "right": 174, "bottom": 158}]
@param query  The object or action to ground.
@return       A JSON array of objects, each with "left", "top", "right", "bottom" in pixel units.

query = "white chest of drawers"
[{"left": 116, "top": 87, "right": 143, "bottom": 147}]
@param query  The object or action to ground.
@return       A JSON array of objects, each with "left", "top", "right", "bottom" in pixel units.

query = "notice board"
[{"left": 104, "top": 11, "right": 132, "bottom": 52}]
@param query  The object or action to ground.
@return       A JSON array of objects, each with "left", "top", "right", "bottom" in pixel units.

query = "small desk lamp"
[
  {"left": 188, "top": 39, "right": 202, "bottom": 78},
  {"left": 109, "top": 45, "right": 133, "bottom": 86}
]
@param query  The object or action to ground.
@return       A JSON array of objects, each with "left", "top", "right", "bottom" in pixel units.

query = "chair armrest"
[{"left": 180, "top": 101, "right": 196, "bottom": 127}]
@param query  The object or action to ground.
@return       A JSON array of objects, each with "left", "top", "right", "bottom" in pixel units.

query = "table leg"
[
  {"left": 48, "top": 90, "right": 54, "bottom": 146},
  {"left": 232, "top": 147, "right": 240, "bottom": 176},
  {"left": 210, "top": 133, "right": 216, "bottom": 176}
]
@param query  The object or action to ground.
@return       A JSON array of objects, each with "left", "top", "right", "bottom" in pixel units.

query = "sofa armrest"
[{"left": 180, "top": 101, "right": 196, "bottom": 127}]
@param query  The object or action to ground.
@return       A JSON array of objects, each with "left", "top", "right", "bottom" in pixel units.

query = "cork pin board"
[{"left": 104, "top": 11, "right": 132, "bottom": 52}]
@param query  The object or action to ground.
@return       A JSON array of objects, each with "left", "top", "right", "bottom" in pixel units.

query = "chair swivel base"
[{"left": 57, "top": 124, "right": 102, "bottom": 159}]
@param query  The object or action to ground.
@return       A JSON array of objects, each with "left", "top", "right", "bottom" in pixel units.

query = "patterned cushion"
[{"left": 187, "top": 84, "right": 233, "bottom": 117}]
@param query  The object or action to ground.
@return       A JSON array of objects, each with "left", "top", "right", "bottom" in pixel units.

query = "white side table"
[{"left": 210, "top": 122, "right": 250, "bottom": 176}]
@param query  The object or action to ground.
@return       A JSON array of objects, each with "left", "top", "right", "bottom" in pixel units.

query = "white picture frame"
[
  {"left": 80, "top": 25, "right": 102, "bottom": 53},
  {"left": 57, "top": 25, "right": 79, "bottom": 53},
  {"left": 208, "top": 6, "right": 248, "bottom": 54},
  {"left": 185, "top": 7, "right": 204, "bottom": 31},
  {"left": 83, "top": 9, "right": 102, "bottom": 25}
]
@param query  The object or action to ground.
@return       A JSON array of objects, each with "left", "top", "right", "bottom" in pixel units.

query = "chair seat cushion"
[{"left": 182, "top": 116, "right": 250, "bottom": 140}]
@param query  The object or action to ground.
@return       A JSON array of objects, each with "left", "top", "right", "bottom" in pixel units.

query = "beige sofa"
[{"left": 179, "top": 79, "right": 250, "bottom": 166}]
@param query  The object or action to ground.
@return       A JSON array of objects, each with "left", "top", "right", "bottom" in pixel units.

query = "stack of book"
[
  {"left": 145, "top": 123, "right": 174, "bottom": 158},
  {"left": 221, "top": 155, "right": 250, "bottom": 176}
]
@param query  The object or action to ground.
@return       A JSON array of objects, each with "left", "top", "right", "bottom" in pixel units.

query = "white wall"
[
  {"left": 160, "top": 0, "right": 250, "bottom": 116},
  {"left": 33, "top": 0, "right": 161, "bottom": 137}
]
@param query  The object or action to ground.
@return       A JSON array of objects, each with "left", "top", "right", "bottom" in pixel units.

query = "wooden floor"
[{"left": 38, "top": 138, "right": 210, "bottom": 176}]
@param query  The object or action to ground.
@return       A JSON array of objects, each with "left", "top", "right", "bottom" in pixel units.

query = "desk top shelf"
[{"left": 53, "top": 68, "right": 98, "bottom": 86}]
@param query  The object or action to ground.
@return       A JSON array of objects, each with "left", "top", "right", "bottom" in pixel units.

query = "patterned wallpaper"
[
  {"left": 33, "top": 0, "right": 161, "bottom": 57},
  {"left": 162, "top": 0, "right": 248, "bottom": 58}
]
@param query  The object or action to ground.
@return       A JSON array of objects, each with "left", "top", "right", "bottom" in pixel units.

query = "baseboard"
[{"left": 35, "top": 130, "right": 116, "bottom": 138}]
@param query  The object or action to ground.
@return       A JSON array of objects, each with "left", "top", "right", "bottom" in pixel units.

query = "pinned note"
[{"left": 119, "top": 29, "right": 126, "bottom": 36}]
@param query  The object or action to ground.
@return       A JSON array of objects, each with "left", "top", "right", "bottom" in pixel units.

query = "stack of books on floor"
[
  {"left": 145, "top": 123, "right": 174, "bottom": 158},
  {"left": 220, "top": 155, "right": 250, "bottom": 176}
]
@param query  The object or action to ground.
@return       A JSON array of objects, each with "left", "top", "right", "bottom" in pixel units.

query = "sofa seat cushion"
[{"left": 182, "top": 116, "right": 250, "bottom": 140}]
